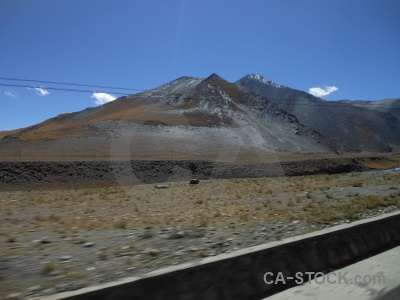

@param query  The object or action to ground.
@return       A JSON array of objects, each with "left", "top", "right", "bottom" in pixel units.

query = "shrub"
[
  {"left": 43, "top": 262, "right": 57, "bottom": 274},
  {"left": 142, "top": 231, "right": 154, "bottom": 239},
  {"left": 114, "top": 220, "right": 127, "bottom": 229},
  {"left": 6, "top": 237, "right": 16, "bottom": 243}
]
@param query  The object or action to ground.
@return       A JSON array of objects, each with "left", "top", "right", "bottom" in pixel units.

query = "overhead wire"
[
  {"left": 0, "top": 76, "right": 144, "bottom": 92},
  {"left": 0, "top": 77, "right": 399, "bottom": 109},
  {"left": 0, "top": 83, "right": 130, "bottom": 96}
]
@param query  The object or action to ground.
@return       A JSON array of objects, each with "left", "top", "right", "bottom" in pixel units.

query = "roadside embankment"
[{"left": 1, "top": 155, "right": 399, "bottom": 190}]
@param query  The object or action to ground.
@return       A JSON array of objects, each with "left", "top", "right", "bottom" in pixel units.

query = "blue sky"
[{"left": 1, "top": 0, "right": 399, "bottom": 130}]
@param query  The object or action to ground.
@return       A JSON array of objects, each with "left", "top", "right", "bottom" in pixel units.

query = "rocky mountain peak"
[
  {"left": 241, "top": 74, "right": 283, "bottom": 88},
  {"left": 204, "top": 73, "right": 224, "bottom": 82},
  {"left": 1, "top": 73, "right": 397, "bottom": 157}
]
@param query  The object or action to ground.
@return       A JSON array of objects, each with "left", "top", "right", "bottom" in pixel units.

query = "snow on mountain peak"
[{"left": 247, "top": 74, "right": 283, "bottom": 88}]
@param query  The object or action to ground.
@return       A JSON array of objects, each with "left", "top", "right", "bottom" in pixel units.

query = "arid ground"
[{"left": 1, "top": 163, "right": 400, "bottom": 299}]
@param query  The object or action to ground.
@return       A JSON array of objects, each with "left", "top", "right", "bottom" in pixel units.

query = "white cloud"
[
  {"left": 91, "top": 92, "right": 117, "bottom": 105},
  {"left": 4, "top": 90, "right": 17, "bottom": 98},
  {"left": 34, "top": 87, "right": 50, "bottom": 96},
  {"left": 308, "top": 86, "right": 338, "bottom": 97}
]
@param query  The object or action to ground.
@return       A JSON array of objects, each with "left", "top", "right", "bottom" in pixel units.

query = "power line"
[
  {"left": 0, "top": 83, "right": 130, "bottom": 96},
  {"left": 1, "top": 79, "right": 399, "bottom": 109},
  {"left": 0, "top": 76, "right": 145, "bottom": 92}
]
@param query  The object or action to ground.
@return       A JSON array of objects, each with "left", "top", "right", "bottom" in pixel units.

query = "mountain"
[
  {"left": 338, "top": 98, "right": 400, "bottom": 120},
  {"left": 236, "top": 74, "right": 400, "bottom": 153},
  {"left": 0, "top": 73, "right": 336, "bottom": 161}
]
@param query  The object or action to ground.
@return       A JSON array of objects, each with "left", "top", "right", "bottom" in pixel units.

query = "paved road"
[{"left": 264, "top": 246, "right": 400, "bottom": 300}]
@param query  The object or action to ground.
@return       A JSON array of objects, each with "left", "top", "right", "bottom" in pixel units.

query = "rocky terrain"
[
  {"left": 0, "top": 73, "right": 336, "bottom": 161},
  {"left": 339, "top": 98, "right": 400, "bottom": 119},
  {"left": 1, "top": 155, "right": 400, "bottom": 190},
  {"left": 237, "top": 75, "right": 400, "bottom": 153},
  {"left": 1, "top": 168, "right": 400, "bottom": 299}
]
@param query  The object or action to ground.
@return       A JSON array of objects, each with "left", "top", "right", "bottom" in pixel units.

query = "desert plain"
[{"left": 1, "top": 154, "right": 400, "bottom": 299}]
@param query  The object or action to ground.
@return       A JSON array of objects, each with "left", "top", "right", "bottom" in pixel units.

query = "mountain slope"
[
  {"left": 339, "top": 98, "right": 400, "bottom": 120},
  {"left": 237, "top": 74, "right": 400, "bottom": 153},
  {"left": 0, "top": 74, "right": 336, "bottom": 161}
]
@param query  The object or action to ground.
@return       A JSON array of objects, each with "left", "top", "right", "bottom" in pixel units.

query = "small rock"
[
  {"left": 176, "top": 231, "right": 185, "bottom": 238},
  {"left": 187, "top": 247, "right": 199, "bottom": 252},
  {"left": 116, "top": 252, "right": 134, "bottom": 257},
  {"left": 190, "top": 179, "right": 200, "bottom": 184},
  {"left": 167, "top": 231, "right": 185, "bottom": 239},
  {"left": 154, "top": 185, "right": 168, "bottom": 189},
  {"left": 142, "top": 248, "right": 159, "bottom": 256},
  {"left": 59, "top": 255, "right": 72, "bottom": 261},
  {"left": 6, "top": 293, "right": 22, "bottom": 300},
  {"left": 54, "top": 284, "right": 70, "bottom": 293},
  {"left": 83, "top": 242, "right": 94, "bottom": 247},
  {"left": 40, "top": 288, "right": 56, "bottom": 296},
  {"left": 27, "top": 285, "right": 41, "bottom": 293},
  {"left": 40, "top": 237, "right": 52, "bottom": 244},
  {"left": 86, "top": 267, "right": 96, "bottom": 271},
  {"left": 49, "top": 271, "right": 61, "bottom": 276},
  {"left": 126, "top": 267, "right": 136, "bottom": 272}
]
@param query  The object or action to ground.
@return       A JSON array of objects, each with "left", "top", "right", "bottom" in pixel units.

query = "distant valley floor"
[{"left": 1, "top": 153, "right": 400, "bottom": 190}]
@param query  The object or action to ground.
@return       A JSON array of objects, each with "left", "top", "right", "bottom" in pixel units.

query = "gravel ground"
[{"left": 0, "top": 169, "right": 399, "bottom": 299}]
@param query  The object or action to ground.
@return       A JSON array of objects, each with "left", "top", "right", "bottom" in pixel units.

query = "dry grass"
[
  {"left": 0, "top": 169, "right": 399, "bottom": 299},
  {"left": 0, "top": 170, "right": 399, "bottom": 235}
]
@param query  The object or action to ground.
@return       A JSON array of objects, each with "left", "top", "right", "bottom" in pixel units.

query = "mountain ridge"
[
  {"left": 0, "top": 73, "right": 399, "bottom": 161},
  {"left": 0, "top": 73, "right": 339, "bottom": 160},
  {"left": 236, "top": 74, "right": 400, "bottom": 153}
]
